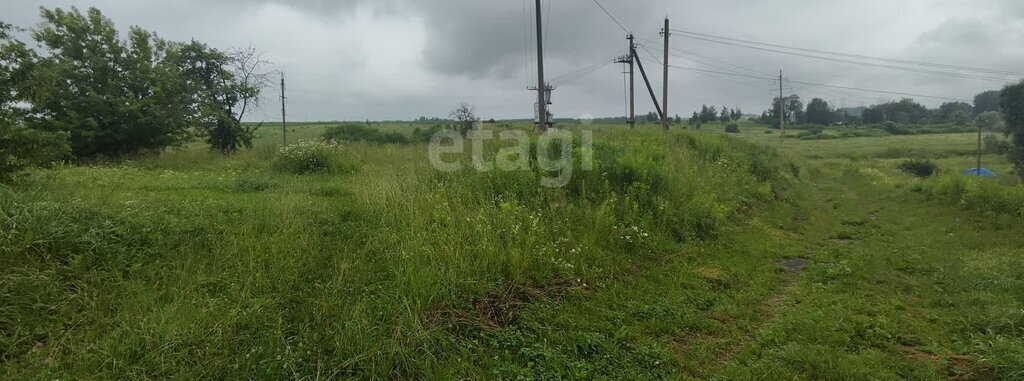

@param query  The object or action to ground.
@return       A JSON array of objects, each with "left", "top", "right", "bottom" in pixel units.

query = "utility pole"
[
  {"left": 615, "top": 34, "right": 636, "bottom": 129},
  {"left": 280, "top": 72, "right": 287, "bottom": 145},
  {"left": 622, "top": 33, "right": 630, "bottom": 128},
  {"left": 977, "top": 122, "right": 983, "bottom": 176},
  {"left": 632, "top": 49, "right": 663, "bottom": 123},
  {"left": 661, "top": 18, "right": 670, "bottom": 130},
  {"left": 778, "top": 70, "right": 785, "bottom": 138},
  {"left": 534, "top": 0, "right": 548, "bottom": 133}
]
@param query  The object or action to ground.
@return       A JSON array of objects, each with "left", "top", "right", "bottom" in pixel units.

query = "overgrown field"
[
  {"left": 1, "top": 125, "right": 796, "bottom": 378},
  {"left": 3, "top": 122, "right": 1024, "bottom": 379}
]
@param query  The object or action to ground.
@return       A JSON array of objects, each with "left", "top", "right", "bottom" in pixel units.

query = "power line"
[
  {"left": 590, "top": 0, "right": 629, "bottom": 34},
  {"left": 673, "top": 33, "right": 1016, "bottom": 83},
  {"left": 522, "top": 0, "right": 535, "bottom": 87},
  {"left": 671, "top": 29, "right": 1024, "bottom": 77},
  {"left": 551, "top": 59, "right": 615, "bottom": 86},
  {"left": 668, "top": 65, "right": 774, "bottom": 81},
  {"left": 787, "top": 79, "right": 968, "bottom": 102},
  {"left": 636, "top": 43, "right": 663, "bottom": 65},
  {"left": 667, "top": 65, "right": 967, "bottom": 102},
  {"left": 545, "top": 0, "right": 553, "bottom": 47}
]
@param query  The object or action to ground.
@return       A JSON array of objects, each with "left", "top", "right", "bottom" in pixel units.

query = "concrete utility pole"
[
  {"left": 661, "top": 18, "right": 670, "bottom": 130},
  {"left": 535, "top": 0, "right": 548, "bottom": 133},
  {"left": 622, "top": 33, "right": 630, "bottom": 128},
  {"left": 615, "top": 34, "right": 636, "bottom": 128},
  {"left": 630, "top": 47, "right": 663, "bottom": 121},
  {"left": 281, "top": 72, "right": 287, "bottom": 145},
  {"left": 779, "top": 70, "right": 785, "bottom": 138}
]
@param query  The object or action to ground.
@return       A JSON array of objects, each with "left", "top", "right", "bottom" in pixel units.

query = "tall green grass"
[
  {"left": 919, "top": 174, "right": 1024, "bottom": 218},
  {"left": 0, "top": 128, "right": 794, "bottom": 378}
]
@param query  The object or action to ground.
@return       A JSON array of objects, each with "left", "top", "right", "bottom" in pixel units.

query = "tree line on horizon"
[{"left": 745, "top": 90, "right": 1003, "bottom": 128}]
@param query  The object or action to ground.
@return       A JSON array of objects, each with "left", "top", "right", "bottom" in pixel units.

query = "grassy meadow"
[{"left": 2, "top": 121, "right": 1024, "bottom": 379}]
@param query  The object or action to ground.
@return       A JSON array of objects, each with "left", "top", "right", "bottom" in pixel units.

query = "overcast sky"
[{"left": 4, "top": 0, "right": 1024, "bottom": 121}]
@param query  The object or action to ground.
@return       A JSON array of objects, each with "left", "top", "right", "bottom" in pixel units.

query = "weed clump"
[
  {"left": 897, "top": 159, "right": 938, "bottom": 178},
  {"left": 725, "top": 123, "right": 741, "bottom": 134},
  {"left": 322, "top": 124, "right": 409, "bottom": 144},
  {"left": 272, "top": 140, "right": 357, "bottom": 175}
]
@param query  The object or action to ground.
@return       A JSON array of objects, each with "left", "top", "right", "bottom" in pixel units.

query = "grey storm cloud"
[{"left": 3, "top": 0, "right": 1023, "bottom": 121}]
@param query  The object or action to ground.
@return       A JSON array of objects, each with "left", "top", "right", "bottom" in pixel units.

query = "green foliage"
[
  {"left": 984, "top": 135, "right": 1011, "bottom": 154},
  {"left": 6, "top": 7, "right": 264, "bottom": 158},
  {"left": 1001, "top": 82, "right": 1024, "bottom": 179},
  {"left": 938, "top": 101, "right": 973, "bottom": 125},
  {"left": 322, "top": 123, "right": 409, "bottom": 144},
  {"left": 725, "top": 123, "right": 741, "bottom": 134},
  {"left": 921, "top": 175, "right": 1024, "bottom": 218},
  {"left": 976, "top": 111, "right": 1004, "bottom": 133},
  {"left": 177, "top": 44, "right": 263, "bottom": 153},
  {"left": 699, "top": 105, "right": 718, "bottom": 123},
  {"left": 805, "top": 98, "right": 834, "bottom": 125},
  {"left": 0, "top": 23, "right": 70, "bottom": 180},
  {"left": 271, "top": 139, "right": 357, "bottom": 174},
  {"left": 882, "top": 121, "right": 911, "bottom": 135},
  {"left": 974, "top": 90, "right": 1002, "bottom": 116},
  {"left": 896, "top": 159, "right": 938, "bottom": 178},
  {"left": 25, "top": 7, "right": 198, "bottom": 158},
  {"left": 0, "top": 126, "right": 69, "bottom": 181},
  {"left": 863, "top": 99, "right": 929, "bottom": 124}
]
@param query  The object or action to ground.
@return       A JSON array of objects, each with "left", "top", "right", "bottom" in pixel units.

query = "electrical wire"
[
  {"left": 674, "top": 33, "right": 1015, "bottom": 83},
  {"left": 590, "top": 0, "right": 630, "bottom": 34},
  {"left": 671, "top": 29, "right": 1024, "bottom": 77}
]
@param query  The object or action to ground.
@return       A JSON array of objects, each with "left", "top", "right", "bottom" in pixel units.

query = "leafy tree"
[
  {"left": 0, "top": 22, "right": 69, "bottom": 180},
  {"left": 938, "top": 102, "right": 973, "bottom": 125},
  {"left": 974, "top": 90, "right": 1001, "bottom": 116},
  {"left": 805, "top": 98, "right": 834, "bottom": 125},
  {"left": 786, "top": 95, "right": 804, "bottom": 124},
  {"left": 182, "top": 45, "right": 267, "bottom": 153},
  {"left": 26, "top": 7, "right": 198, "bottom": 158},
  {"left": 729, "top": 108, "right": 742, "bottom": 122},
  {"left": 1000, "top": 82, "right": 1024, "bottom": 179},
  {"left": 862, "top": 98, "right": 928, "bottom": 125},
  {"left": 976, "top": 111, "right": 1004, "bottom": 133},
  {"left": 699, "top": 105, "right": 717, "bottom": 123},
  {"left": 673, "top": 114, "right": 682, "bottom": 125},
  {"left": 761, "top": 98, "right": 784, "bottom": 128},
  {"left": 719, "top": 107, "right": 730, "bottom": 123}
]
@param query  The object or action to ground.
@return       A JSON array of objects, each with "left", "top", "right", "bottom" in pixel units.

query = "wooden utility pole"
[
  {"left": 977, "top": 123, "right": 983, "bottom": 176},
  {"left": 281, "top": 72, "right": 287, "bottom": 145},
  {"left": 661, "top": 18, "right": 670, "bottom": 130},
  {"left": 778, "top": 70, "right": 785, "bottom": 137},
  {"left": 535, "top": 0, "right": 548, "bottom": 133}
]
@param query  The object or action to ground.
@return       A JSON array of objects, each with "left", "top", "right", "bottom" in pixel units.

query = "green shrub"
[
  {"left": 897, "top": 159, "right": 938, "bottom": 178},
  {"left": 411, "top": 124, "right": 451, "bottom": 143},
  {"left": 725, "top": 123, "right": 740, "bottom": 134},
  {"left": 882, "top": 121, "right": 912, "bottom": 135},
  {"left": 985, "top": 135, "right": 1012, "bottom": 154},
  {"left": 272, "top": 140, "right": 357, "bottom": 175},
  {"left": 922, "top": 175, "right": 1024, "bottom": 218},
  {"left": 322, "top": 124, "right": 409, "bottom": 144},
  {"left": 0, "top": 125, "right": 69, "bottom": 181}
]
